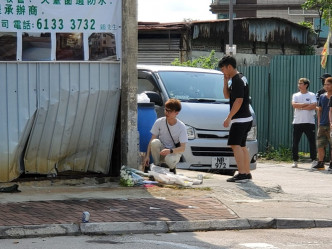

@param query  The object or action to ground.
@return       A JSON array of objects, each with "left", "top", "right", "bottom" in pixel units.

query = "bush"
[
  {"left": 260, "top": 145, "right": 292, "bottom": 161},
  {"left": 171, "top": 50, "right": 219, "bottom": 69}
]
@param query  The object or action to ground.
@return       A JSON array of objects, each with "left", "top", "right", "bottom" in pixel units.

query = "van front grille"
[
  {"left": 197, "top": 134, "right": 228, "bottom": 139},
  {"left": 191, "top": 146, "right": 234, "bottom": 157}
]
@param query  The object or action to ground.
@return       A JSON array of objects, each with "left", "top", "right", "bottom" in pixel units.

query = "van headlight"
[
  {"left": 247, "top": 126, "right": 257, "bottom": 141},
  {"left": 186, "top": 125, "right": 195, "bottom": 140}
]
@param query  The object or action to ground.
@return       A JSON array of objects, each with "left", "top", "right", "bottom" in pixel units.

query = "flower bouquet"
[{"left": 119, "top": 166, "right": 145, "bottom": 187}]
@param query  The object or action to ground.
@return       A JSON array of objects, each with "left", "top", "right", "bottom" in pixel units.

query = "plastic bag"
[
  {"left": 149, "top": 164, "right": 170, "bottom": 174},
  {"left": 137, "top": 93, "right": 150, "bottom": 103},
  {"left": 148, "top": 164, "right": 203, "bottom": 186},
  {"left": 149, "top": 171, "right": 177, "bottom": 185}
]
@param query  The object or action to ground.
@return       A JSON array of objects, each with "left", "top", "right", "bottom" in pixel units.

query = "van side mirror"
[{"left": 144, "top": 91, "right": 163, "bottom": 106}]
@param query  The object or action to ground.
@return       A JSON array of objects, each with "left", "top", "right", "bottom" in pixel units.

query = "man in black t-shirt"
[
  {"left": 316, "top": 73, "right": 331, "bottom": 102},
  {"left": 218, "top": 55, "right": 253, "bottom": 183}
]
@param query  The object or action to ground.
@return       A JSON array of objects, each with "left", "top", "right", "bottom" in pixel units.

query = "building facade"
[
  {"left": 138, "top": 18, "right": 315, "bottom": 65},
  {"left": 210, "top": 0, "right": 318, "bottom": 23}
]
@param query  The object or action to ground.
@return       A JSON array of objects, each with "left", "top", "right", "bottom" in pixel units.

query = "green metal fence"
[{"left": 239, "top": 55, "right": 332, "bottom": 153}]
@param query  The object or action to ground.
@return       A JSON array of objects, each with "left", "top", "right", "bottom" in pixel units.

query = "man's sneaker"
[
  {"left": 291, "top": 161, "right": 298, "bottom": 168},
  {"left": 160, "top": 163, "right": 168, "bottom": 168},
  {"left": 227, "top": 173, "right": 251, "bottom": 183},
  {"left": 311, "top": 161, "right": 325, "bottom": 171},
  {"left": 328, "top": 162, "right": 332, "bottom": 172},
  {"left": 311, "top": 160, "right": 318, "bottom": 168},
  {"left": 169, "top": 167, "right": 176, "bottom": 174}
]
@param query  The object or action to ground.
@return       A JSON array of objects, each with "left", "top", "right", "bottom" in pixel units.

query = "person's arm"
[
  {"left": 292, "top": 94, "right": 316, "bottom": 110},
  {"left": 160, "top": 143, "right": 186, "bottom": 156},
  {"left": 143, "top": 134, "right": 157, "bottom": 166},
  {"left": 293, "top": 102, "right": 316, "bottom": 110},
  {"left": 223, "top": 98, "right": 243, "bottom": 128},
  {"left": 317, "top": 106, "right": 322, "bottom": 126},
  {"left": 330, "top": 107, "right": 332, "bottom": 128},
  {"left": 302, "top": 102, "right": 317, "bottom": 110},
  {"left": 223, "top": 74, "right": 230, "bottom": 99},
  {"left": 329, "top": 96, "right": 332, "bottom": 128}
]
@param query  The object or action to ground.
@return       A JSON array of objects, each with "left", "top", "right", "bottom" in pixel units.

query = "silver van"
[{"left": 138, "top": 65, "right": 258, "bottom": 175}]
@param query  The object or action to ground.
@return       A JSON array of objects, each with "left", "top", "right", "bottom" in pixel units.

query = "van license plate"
[{"left": 212, "top": 157, "right": 230, "bottom": 169}]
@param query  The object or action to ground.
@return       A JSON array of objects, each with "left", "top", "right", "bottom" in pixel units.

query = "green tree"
[
  {"left": 171, "top": 50, "right": 218, "bottom": 69},
  {"left": 302, "top": 0, "right": 332, "bottom": 37},
  {"left": 298, "top": 21, "right": 316, "bottom": 54}
]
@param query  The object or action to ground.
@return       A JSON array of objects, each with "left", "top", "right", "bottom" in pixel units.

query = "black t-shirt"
[
  {"left": 229, "top": 73, "right": 252, "bottom": 119},
  {"left": 316, "top": 88, "right": 326, "bottom": 102},
  {"left": 329, "top": 95, "right": 332, "bottom": 107}
]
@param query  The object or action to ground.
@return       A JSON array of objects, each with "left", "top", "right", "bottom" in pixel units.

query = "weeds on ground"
[
  {"left": 260, "top": 145, "right": 292, "bottom": 161},
  {"left": 260, "top": 144, "right": 312, "bottom": 162}
]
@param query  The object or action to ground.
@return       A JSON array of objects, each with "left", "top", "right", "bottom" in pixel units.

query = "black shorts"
[{"left": 228, "top": 121, "right": 253, "bottom": 147}]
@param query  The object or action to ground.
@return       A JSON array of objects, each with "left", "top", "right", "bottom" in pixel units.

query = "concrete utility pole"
[
  {"left": 229, "top": 0, "right": 234, "bottom": 55},
  {"left": 121, "top": 0, "right": 139, "bottom": 168}
]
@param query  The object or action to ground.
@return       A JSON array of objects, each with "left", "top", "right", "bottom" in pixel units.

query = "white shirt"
[
  {"left": 292, "top": 91, "right": 316, "bottom": 124},
  {"left": 150, "top": 117, "right": 188, "bottom": 149}
]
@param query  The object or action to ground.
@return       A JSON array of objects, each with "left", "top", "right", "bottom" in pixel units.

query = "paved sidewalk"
[
  {"left": 1, "top": 161, "right": 332, "bottom": 238},
  {"left": 0, "top": 197, "right": 236, "bottom": 226}
]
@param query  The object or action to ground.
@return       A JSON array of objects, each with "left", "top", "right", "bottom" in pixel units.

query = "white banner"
[
  {"left": 0, "top": 0, "right": 122, "bottom": 60},
  {"left": 0, "top": 0, "right": 121, "bottom": 33}
]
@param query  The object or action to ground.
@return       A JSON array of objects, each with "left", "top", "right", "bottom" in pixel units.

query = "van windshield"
[{"left": 158, "top": 71, "right": 227, "bottom": 102}]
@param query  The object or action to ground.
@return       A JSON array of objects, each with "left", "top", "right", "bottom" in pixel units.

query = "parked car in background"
[{"left": 138, "top": 65, "right": 258, "bottom": 175}]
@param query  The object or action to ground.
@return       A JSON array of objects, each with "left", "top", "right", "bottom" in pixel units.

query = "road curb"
[
  {"left": 167, "top": 219, "right": 251, "bottom": 232},
  {"left": 247, "top": 218, "right": 275, "bottom": 229},
  {"left": 80, "top": 221, "right": 169, "bottom": 235},
  {"left": 314, "top": 219, "right": 332, "bottom": 227},
  {"left": 1, "top": 218, "right": 332, "bottom": 239},
  {"left": 275, "top": 218, "right": 332, "bottom": 229},
  {"left": 276, "top": 218, "right": 316, "bottom": 229},
  {"left": 0, "top": 224, "right": 79, "bottom": 239}
]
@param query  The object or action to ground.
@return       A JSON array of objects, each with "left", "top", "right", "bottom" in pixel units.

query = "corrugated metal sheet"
[
  {"left": 239, "top": 55, "right": 332, "bottom": 153},
  {"left": 238, "top": 65, "right": 269, "bottom": 151},
  {"left": 0, "top": 62, "right": 120, "bottom": 182},
  {"left": 138, "top": 38, "right": 180, "bottom": 65}
]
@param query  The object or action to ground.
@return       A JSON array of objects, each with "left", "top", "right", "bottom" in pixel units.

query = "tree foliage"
[
  {"left": 302, "top": 0, "right": 332, "bottom": 28},
  {"left": 171, "top": 50, "right": 218, "bottom": 69}
]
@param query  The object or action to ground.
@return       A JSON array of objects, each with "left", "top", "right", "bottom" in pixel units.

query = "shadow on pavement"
[{"left": 236, "top": 181, "right": 284, "bottom": 199}]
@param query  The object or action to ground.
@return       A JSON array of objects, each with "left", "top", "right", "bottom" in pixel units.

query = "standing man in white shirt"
[{"left": 291, "top": 78, "right": 317, "bottom": 168}]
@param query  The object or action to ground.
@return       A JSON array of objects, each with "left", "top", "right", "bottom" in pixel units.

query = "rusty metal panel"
[{"left": 0, "top": 62, "right": 120, "bottom": 182}]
